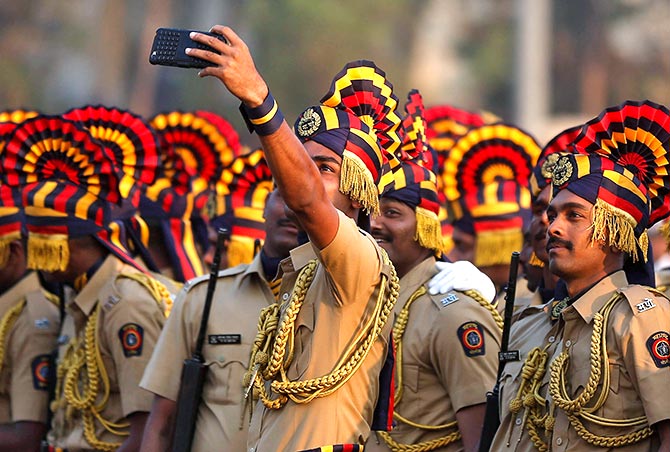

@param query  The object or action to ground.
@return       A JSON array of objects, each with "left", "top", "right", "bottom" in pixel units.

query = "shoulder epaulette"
[
  {"left": 114, "top": 272, "right": 172, "bottom": 316},
  {"left": 618, "top": 284, "right": 670, "bottom": 316},
  {"left": 24, "top": 290, "right": 59, "bottom": 331},
  {"left": 183, "top": 264, "right": 249, "bottom": 293}
]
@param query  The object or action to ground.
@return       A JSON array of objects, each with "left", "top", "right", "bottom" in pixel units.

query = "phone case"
[{"left": 149, "top": 28, "right": 227, "bottom": 69}]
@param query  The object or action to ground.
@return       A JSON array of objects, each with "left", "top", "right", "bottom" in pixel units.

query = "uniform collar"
[
  {"left": 72, "top": 254, "right": 124, "bottom": 316},
  {"left": 244, "top": 251, "right": 268, "bottom": 281},
  {"left": 398, "top": 256, "right": 436, "bottom": 293},
  {"left": 281, "top": 241, "right": 317, "bottom": 275},
  {"left": 0, "top": 271, "right": 40, "bottom": 308},
  {"left": 563, "top": 270, "right": 628, "bottom": 323}
]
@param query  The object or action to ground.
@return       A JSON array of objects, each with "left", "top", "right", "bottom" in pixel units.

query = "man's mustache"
[{"left": 547, "top": 237, "right": 573, "bottom": 251}]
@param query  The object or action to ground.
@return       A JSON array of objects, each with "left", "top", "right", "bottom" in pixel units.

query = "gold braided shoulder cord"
[
  {"left": 55, "top": 303, "right": 127, "bottom": 452},
  {"left": 378, "top": 287, "right": 503, "bottom": 451},
  {"left": 0, "top": 300, "right": 27, "bottom": 375},
  {"left": 548, "top": 293, "right": 654, "bottom": 447},
  {"left": 115, "top": 273, "right": 172, "bottom": 317},
  {"left": 461, "top": 289, "right": 504, "bottom": 331},
  {"left": 506, "top": 346, "right": 551, "bottom": 451},
  {"left": 244, "top": 249, "right": 399, "bottom": 410},
  {"left": 378, "top": 286, "right": 460, "bottom": 452}
]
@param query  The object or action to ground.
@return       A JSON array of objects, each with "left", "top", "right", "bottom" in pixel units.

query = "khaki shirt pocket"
[
  {"left": 403, "top": 363, "right": 420, "bottom": 394},
  {"left": 288, "top": 301, "right": 315, "bottom": 380},
  {"left": 203, "top": 347, "right": 250, "bottom": 405}
]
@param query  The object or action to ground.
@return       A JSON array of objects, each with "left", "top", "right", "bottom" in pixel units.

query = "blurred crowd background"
[{"left": 1, "top": 0, "right": 669, "bottom": 145}]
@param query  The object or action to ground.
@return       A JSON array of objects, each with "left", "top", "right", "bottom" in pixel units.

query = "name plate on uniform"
[
  {"left": 499, "top": 350, "right": 520, "bottom": 362},
  {"left": 208, "top": 334, "right": 242, "bottom": 345}
]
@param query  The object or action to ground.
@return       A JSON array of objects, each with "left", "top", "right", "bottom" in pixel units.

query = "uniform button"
[
  {"left": 548, "top": 336, "right": 555, "bottom": 343},
  {"left": 565, "top": 340, "right": 572, "bottom": 347},
  {"left": 556, "top": 437, "right": 563, "bottom": 446},
  {"left": 249, "top": 448, "right": 255, "bottom": 452},
  {"left": 281, "top": 293, "right": 289, "bottom": 301},
  {"left": 515, "top": 417, "right": 522, "bottom": 425}
]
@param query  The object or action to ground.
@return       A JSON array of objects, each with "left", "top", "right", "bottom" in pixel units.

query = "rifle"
[
  {"left": 172, "top": 228, "right": 228, "bottom": 452},
  {"left": 478, "top": 251, "right": 520, "bottom": 452}
]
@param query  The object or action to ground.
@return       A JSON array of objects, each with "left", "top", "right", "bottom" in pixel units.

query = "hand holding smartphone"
[{"left": 149, "top": 28, "right": 229, "bottom": 69}]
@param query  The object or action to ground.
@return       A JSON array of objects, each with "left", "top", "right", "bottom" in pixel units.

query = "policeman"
[
  {"left": 1, "top": 114, "right": 169, "bottom": 452},
  {"left": 139, "top": 157, "right": 293, "bottom": 451},
  {"left": 0, "top": 185, "right": 60, "bottom": 451},
  {"left": 190, "top": 26, "right": 404, "bottom": 450},
  {"left": 367, "top": 91, "right": 501, "bottom": 452},
  {"left": 489, "top": 124, "right": 581, "bottom": 451},
  {"left": 545, "top": 100, "right": 670, "bottom": 450}
]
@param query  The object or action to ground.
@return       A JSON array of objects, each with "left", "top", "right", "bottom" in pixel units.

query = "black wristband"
[{"left": 239, "top": 92, "right": 285, "bottom": 136}]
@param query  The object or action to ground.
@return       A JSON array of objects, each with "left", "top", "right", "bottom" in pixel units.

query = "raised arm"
[{"left": 188, "top": 26, "right": 339, "bottom": 248}]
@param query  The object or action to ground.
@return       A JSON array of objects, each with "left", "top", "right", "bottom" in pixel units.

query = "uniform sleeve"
[
  {"left": 101, "top": 278, "right": 167, "bottom": 416},
  {"left": 619, "top": 295, "right": 670, "bottom": 426},
  {"left": 433, "top": 297, "right": 500, "bottom": 412},
  {"left": 139, "top": 285, "right": 196, "bottom": 401},
  {"left": 8, "top": 308, "right": 58, "bottom": 422},
  {"left": 318, "top": 210, "right": 383, "bottom": 305}
]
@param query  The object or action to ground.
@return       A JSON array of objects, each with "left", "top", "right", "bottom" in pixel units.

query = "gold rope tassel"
[
  {"left": 415, "top": 207, "right": 443, "bottom": 256},
  {"left": 341, "top": 151, "right": 380, "bottom": 216},
  {"left": 27, "top": 233, "right": 70, "bottom": 271},
  {"left": 590, "top": 199, "right": 645, "bottom": 263},
  {"left": 475, "top": 229, "right": 522, "bottom": 268}
]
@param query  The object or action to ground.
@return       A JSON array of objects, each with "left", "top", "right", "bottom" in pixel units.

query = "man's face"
[
  {"left": 302, "top": 141, "right": 357, "bottom": 217},
  {"left": 448, "top": 225, "right": 475, "bottom": 263},
  {"left": 262, "top": 190, "right": 299, "bottom": 258},
  {"left": 371, "top": 197, "right": 429, "bottom": 277},
  {"left": 530, "top": 185, "right": 551, "bottom": 264},
  {"left": 546, "top": 189, "right": 612, "bottom": 282}
]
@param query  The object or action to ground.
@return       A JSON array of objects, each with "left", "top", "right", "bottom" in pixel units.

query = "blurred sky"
[{"left": 1, "top": 0, "right": 668, "bottom": 146}]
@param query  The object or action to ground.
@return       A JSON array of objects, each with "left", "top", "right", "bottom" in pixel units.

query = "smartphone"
[{"left": 149, "top": 27, "right": 228, "bottom": 69}]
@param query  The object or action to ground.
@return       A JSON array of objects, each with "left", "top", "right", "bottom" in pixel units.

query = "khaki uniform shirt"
[
  {"left": 48, "top": 255, "right": 166, "bottom": 451},
  {"left": 0, "top": 272, "right": 59, "bottom": 424},
  {"left": 367, "top": 257, "right": 501, "bottom": 452},
  {"left": 246, "top": 211, "right": 395, "bottom": 452},
  {"left": 491, "top": 300, "right": 562, "bottom": 451},
  {"left": 140, "top": 253, "right": 274, "bottom": 452},
  {"left": 549, "top": 271, "right": 670, "bottom": 451}
]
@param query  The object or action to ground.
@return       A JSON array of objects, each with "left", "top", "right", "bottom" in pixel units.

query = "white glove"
[{"left": 427, "top": 260, "right": 497, "bottom": 304}]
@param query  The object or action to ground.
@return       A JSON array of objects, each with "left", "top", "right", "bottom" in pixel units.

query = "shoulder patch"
[
  {"left": 118, "top": 323, "right": 144, "bottom": 357},
  {"left": 31, "top": 355, "right": 51, "bottom": 391},
  {"left": 457, "top": 321, "right": 486, "bottom": 357},
  {"left": 618, "top": 285, "right": 669, "bottom": 315},
  {"left": 646, "top": 331, "right": 670, "bottom": 368}
]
